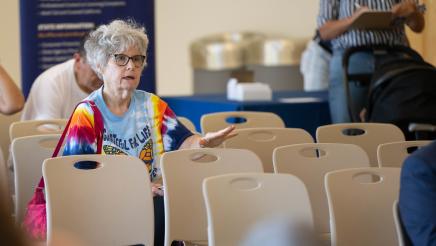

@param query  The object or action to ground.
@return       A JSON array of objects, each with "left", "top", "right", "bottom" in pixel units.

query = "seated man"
[
  {"left": 399, "top": 141, "right": 436, "bottom": 245},
  {"left": 21, "top": 35, "right": 103, "bottom": 120}
]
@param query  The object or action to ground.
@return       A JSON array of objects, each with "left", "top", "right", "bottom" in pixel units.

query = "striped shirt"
[{"left": 317, "top": 0, "right": 410, "bottom": 49}]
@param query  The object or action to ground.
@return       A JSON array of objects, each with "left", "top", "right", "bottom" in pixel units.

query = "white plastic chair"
[
  {"left": 161, "top": 148, "right": 264, "bottom": 246},
  {"left": 203, "top": 173, "right": 314, "bottom": 246},
  {"left": 43, "top": 155, "right": 154, "bottom": 246},
  {"left": 377, "top": 140, "right": 431, "bottom": 168},
  {"left": 11, "top": 134, "right": 60, "bottom": 224},
  {"left": 0, "top": 146, "right": 10, "bottom": 210},
  {"left": 325, "top": 167, "right": 401, "bottom": 246},
  {"left": 316, "top": 123, "right": 405, "bottom": 166},
  {"left": 178, "top": 116, "right": 197, "bottom": 132},
  {"left": 9, "top": 119, "right": 67, "bottom": 141},
  {"left": 223, "top": 128, "right": 314, "bottom": 172},
  {"left": 273, "top": 143, "right": 370, "bottom": 239},
  {"left": 0, "top": 112, "right": 21, "bottom": 163},
  {"left": 393, "top": 200, "right": 406, "bottom": 246},
  {"left": 200, "top": 111, "right": 285, "bottom": 134}
]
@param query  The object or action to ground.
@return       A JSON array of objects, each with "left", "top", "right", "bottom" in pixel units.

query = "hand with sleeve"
[{"left": 391, "top": 0, "right": 425, "bottom": 32}]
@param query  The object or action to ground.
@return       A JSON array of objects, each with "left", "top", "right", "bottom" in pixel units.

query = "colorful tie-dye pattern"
[{"left": 63, "top": 87, "right": 193, "bottom": 181}]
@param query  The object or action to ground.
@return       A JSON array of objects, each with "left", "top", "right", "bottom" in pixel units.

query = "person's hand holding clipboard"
[{"left": 349, "top": 0, "right": 425, "bottom": 31}]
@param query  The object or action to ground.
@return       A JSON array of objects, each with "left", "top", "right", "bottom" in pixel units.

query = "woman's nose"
[{"left": 126, "top": 58, "right": 135, "bottom": 70}]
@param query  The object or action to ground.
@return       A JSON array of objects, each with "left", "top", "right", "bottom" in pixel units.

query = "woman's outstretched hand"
[
  {"left": 199, "top": 125, "right": 237, "bottom": 148},
  {"left": 151, "top": 182, "right": 164, "bottom": 197}
]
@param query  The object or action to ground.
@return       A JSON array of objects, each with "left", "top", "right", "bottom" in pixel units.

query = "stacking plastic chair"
[
  {"left": 393, "top": 200, "right": 407, "bottom": 246},
  {"left": 0, "top": 112, "right": 21, "bottom": 163},
  {"left": 177, "top": 116, "right": 197, "bottom": 132},
  {"left": 9, "top": 119, "right": 67, "bottom": 141},
  {"left": 203, "top": 173, "right": 314, "bottom": 246},
  {"left": 161, "top": 148, "right": 263, "bottom": 246},
  {"left": 0, "top": 146, "right": 10, "bottom": 210},
  {"left": 43, "top": 155, "right": 154, "bottom": 246},
  {"left": 377, "top": 140, "right": 431, "bottom": 168},
  {"left": 11, "top": 134, "right": 60, "bottom": 224},
  {"left": 325, "top": 167, "right": 401, "bottom": 246},
  {"left": 200, "top": 111, "right": 285, "bottom": 134},
  {"left": 223, "top": 128, "right": 313, "bottom": 172},
  {"left": 273, "top": 143, "right": 370, "bottom": 242},
  {"left": 316, "top": 123, "right": 405, "bottom": 166}
]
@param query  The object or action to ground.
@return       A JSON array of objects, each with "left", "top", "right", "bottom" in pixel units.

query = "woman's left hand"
[
  {"left": 199, "top": 125, "right": 237, "bottom": 148},
  {"left": 151, "top": 183, "right": 164, "bottom": 197}
]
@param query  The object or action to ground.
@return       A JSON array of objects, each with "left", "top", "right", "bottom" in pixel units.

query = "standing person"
[
  {"left": 62, "top": 19, "right": 236, "bottom": 246},
  {"left": 0, "top": 64, "right": 24, "bottom": 115},
  {"left": 399, "top": 141, "right": 436, "bottom": 245},
  {"left": 317, "top": 0, "right": 424, "bottom": 123},
  {"left": 21, "top": 34, "right": 103, "bottom": 120}
]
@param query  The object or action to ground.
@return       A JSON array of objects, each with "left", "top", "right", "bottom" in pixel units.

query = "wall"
[
  {"left": 0, "top": 1, "right": 20, "bottom": 85},
  {"left": 0, "top": 1, "right": 21, "bottom": 158},
  {"left": 423, "top": 0, "right": 436, "bottom": 65},
  {"left": 1, "top": 0, "right": 434, "bottom": 96},
  {"left": 155, "top": 0, "right": 319, "bottom": 95}
]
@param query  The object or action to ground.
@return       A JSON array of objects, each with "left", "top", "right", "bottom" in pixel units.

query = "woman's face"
[{"left": 101, "top": 46, "right": 145, "bottom": 98}]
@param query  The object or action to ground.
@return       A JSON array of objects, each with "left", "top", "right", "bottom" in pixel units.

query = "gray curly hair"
[{"left": 84, "top": 19, "right": 149, "bottom": 78}]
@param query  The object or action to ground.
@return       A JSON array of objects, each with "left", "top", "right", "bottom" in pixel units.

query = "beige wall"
[
  {"left": 0, "top": 1, "right": 21, "bottom": 158},
  {"left": 0, "top": 1, "right": 20, "bottom": 87},
  {"left": 406, "top": 0, "right": 436, "bottom": 65},
  {"left": 423, "top": 0, "right": 436, "bottom": 65}
]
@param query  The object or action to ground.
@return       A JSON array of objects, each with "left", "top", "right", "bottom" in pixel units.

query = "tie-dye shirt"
[{"left": 62, "top": 87, "right": 193, "bottom": 181}]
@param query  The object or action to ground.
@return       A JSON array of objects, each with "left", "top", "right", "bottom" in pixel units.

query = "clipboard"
[{"left": 349, "top": 11, "right": 394, "bottom": 30}]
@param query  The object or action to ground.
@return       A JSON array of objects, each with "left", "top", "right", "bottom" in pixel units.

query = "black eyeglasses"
[{"left": 112, "top": 54, "right": 146, "bottom": 67}]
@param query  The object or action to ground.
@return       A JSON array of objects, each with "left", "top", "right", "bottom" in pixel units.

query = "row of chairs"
[
  {"left": 8, "top": 116, "right": 429, "bottom": 170},
  {"left": 9, "top": 135, "right": 412, "bottom": 244},
  {"left": 4, "top": 113, "right": 428, "bottom": 245},
  {"left": 6, "top": 120, "right": 431, "bottom": 225},
  {"left": 37, "top": 149, "right": 403, "bottom": 246},
  {"left": 7, "top": 111, "right": 283, "bottom": 139}
]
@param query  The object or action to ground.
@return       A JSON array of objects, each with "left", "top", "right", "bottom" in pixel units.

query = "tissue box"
[{"left": 227, "top": 79, "right": 272, "bottom": 101}]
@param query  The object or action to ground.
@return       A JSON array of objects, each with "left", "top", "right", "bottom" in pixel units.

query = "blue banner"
[{"left": 20, "top": 0, "right": 155, "bottom": 98}]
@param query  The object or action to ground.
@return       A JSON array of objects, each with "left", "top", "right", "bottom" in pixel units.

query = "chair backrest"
[
  {"left": 223, "top": 128, "right": 314, "bottom": 172},
  {"left": 377, "top": 140, "right": 431, "bottom": 168},
  {"left": 161, "top": 148, "right": 263, "bottom": 246},
  {"left": 393, "top": 200, "right": 406, "bottom": 246},
  {"left": 316, "top": 123, "right": 405, "bottom": 166},
  {"left": 203, "top": 173, "right": 314, "bottom": 246},
  {"left": 0, "top": 112, "right": 21, "bottom": 161},
  {"left": 11, "top": 134, "right": 60, "bottom": 224},
  {"left": 0, "top": 146, "right": 10, "bottom": 210},
  {"left": 273, "top": 143, "right": 370, "bottom": 235},
  {"left": 43, "top": 155, "right": 154, "bottom": 246},
  {"left": 177, "top": 116, "right": 197, "bottom": 132},
  {"left": 9, "top": 119, "right": 67, "bottom": 141},
  {"left": 325, "top": 167, "right": 401, "bottom": 246},
  {"left": 200, "top": 111, "right": 285, "bottom": 134}
]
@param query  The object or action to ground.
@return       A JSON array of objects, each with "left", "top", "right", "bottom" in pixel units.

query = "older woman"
[{"left": 62, "top": 19, "right": 235, "bottom": 245}]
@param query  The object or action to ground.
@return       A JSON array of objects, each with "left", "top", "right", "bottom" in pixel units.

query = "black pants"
[
  {"left": 153, "top": 196, "right": 183, "bottom": 246},
  {"left": 153, "top": 196, "right": 165, "bottom": 246}
]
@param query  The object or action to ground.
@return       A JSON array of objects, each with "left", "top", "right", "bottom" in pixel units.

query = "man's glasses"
[{"left": 112, "top": 54, "right": 146, "bottom": 67}]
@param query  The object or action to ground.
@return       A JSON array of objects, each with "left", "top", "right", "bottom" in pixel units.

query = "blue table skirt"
[{"left": 162, "top": 90, "right": 331, "bottom": 138}]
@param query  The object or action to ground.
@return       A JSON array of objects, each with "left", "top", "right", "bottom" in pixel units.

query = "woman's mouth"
[{"left": 122, "top": 76, "right": 135, "bottom": 80}]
